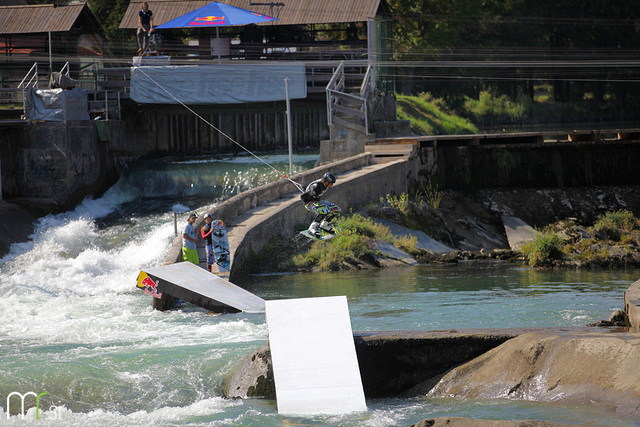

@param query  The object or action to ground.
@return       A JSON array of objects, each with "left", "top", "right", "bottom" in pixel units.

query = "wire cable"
[{"left": 132, "top": 65, "right": 305, "bottom": 192}]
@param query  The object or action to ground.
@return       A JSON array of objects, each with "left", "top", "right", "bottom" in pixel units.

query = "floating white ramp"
[
  {"left": 136, "top": 262, "right": 265, "bottom": 313},
  {"left": 266, "top": 296, "right": 367, "bottom": 415}
]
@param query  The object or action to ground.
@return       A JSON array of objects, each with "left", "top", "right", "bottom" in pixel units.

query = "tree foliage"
[{"left": 388, "top": 0, "right": 640, "bottom": 118}]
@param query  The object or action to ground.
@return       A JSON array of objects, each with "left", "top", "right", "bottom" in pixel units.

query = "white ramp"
[
  {"left": 265, "top": 296, "right": 367, "bottom": 415},
  {"left": 502, "top": 215, "right": 538, "bottom": 251},
  {"left": 137, "top": 262, "right": 265, "bottom": 313}
]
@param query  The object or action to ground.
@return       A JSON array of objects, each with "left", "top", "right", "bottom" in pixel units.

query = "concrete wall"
[
  {"left": 415, "top": 140, "right": 640, "bottom": 190},
  {"left": 160, "top": 153, "right": 417, "bottom": 282},
  {"left": 228, "top": 157, "right": 415, "bottom": 280},
  {"left": 0, "top": 121, "right": 122, "bottom": 210}
]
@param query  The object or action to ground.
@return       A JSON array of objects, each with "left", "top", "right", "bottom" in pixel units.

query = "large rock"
[
  {"left": 625, "top": 279, "right": 640, "bottom": 332},
  {"left": 224, "top": 344, "right": 275, "bottom": 399},
  {"left": 426, "top": 330, "right": 640, "bottom": 416}
]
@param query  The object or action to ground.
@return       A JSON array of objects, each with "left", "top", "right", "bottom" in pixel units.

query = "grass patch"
[
  {"left": 522, "top": 210, "right": 640, "bottom": 267},
  {"left": 520, "top": 232, "right": 565, "bottom": 267},
  {"left": 592, "top": 210, "right": 640, "bottom": 241},
  {"left": 292, "top": 214, "right": 397, "bottom": 271},
  {"left": 416, "top": 180, "right": 443, "bottom": 210},
  {"left": 396, "top": 93, "right": 478, "bottom": 136},
  {"left": 463, "top": 89, "right": 530, "bottom": 124}
]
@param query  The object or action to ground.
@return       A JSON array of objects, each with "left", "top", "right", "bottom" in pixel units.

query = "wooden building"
[
  {"left": 116, "top": 0, "right": 399, "bottom": 151},
  {"left": 0, "top": 3, "right": 106, "bottom": 87},
  {"left": 0, "top": 3, "right": 105, "bottom": 57},
  {"left": 119, "top": 0, "right": 393, "bottom": 68}
]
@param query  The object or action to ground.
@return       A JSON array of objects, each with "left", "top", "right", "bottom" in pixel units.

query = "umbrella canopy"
[{"left": 156, "top": 1, "right": 277, "bottom": 29}]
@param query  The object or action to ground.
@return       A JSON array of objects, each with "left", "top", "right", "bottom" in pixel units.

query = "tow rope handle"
[{"left": 285, "top": 175, "right": 304, "bottom": 193}]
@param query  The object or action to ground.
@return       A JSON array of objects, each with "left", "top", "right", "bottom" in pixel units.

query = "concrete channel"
[
  {"left": 145, "top": 147, "right": 640, "bottom": 409},
  {"left": 154, "top": 152, "right": 415, "bottom": 309}
]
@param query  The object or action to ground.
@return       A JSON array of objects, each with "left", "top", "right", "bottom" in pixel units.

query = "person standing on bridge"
[
  {"left": 182, "top": 212, "right": 199, "bottom": 265},
  {"left": 301, "top": 172, "right": 340, "bottom": 238},
  {"left": 137, "top": 1, "right": 154, "bottom": 54}
]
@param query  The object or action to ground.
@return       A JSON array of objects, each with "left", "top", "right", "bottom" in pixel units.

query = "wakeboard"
[
  {"left": 299, "top": 227, "right": 338, "bottom": 241},
  {"left": 211, "top": 220, "right": 230, "bottom": 272}
]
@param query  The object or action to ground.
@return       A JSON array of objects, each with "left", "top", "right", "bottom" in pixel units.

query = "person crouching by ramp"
[{"left": 301, "top": 172, "right": 340, "bottom": 238}]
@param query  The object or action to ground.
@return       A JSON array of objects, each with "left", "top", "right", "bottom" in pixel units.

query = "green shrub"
[
  {"left": 396, "top": 235, "right": 418, "bottom": 254},
  {"left": 521, "top": 232, "right": 565, "bottom": 267},
  {"left": 292, "top": 214, "right": 392, "bottom": 270},
  {"left": 463, "top": 89, "right": 529, "bottom": 123},
  {"left": 385, "top": 193, "right": 410, "bottom": 214},
  {"left": 592, "top": 210, "right": 640, "bottom": 241},
  {"left": 417, "top": 181, "right": 443, "bottom": 210}
]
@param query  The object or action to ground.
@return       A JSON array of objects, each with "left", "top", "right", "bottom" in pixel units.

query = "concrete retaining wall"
[
  {"left": 160, "top": 153, "right": 416, "bottom": 282},
  {"left": 164, "top": 153, "right": 375, "bottom": 263},
  {"left": 415, "top": 140, "right": 640, "bottom": 190},
  {"left": 227, "top": 157, "right": 416, "bottom": 281},
  {"left": 0, "top": 121, "right": 122, "bottom": 209},
  {"left": 625, "top": 280, "right": 640, "bottom": 332}
]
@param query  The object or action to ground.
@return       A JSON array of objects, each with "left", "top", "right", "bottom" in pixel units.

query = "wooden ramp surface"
[
  {"left": 266, "top": 296, "right": 367, "bottom": 415},
  {"left": 138, "top": 262, "right": 265, "bottom": 313}
]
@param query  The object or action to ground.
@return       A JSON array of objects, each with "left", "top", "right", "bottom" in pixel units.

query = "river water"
[{"left": 1, "top": 154, "right": 639, "bottom": 426}]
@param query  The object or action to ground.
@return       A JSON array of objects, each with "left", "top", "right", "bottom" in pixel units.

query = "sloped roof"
[
  {"left": 0, "top": 3, "right": 101, "bottom": 35},
  {"left": 119, "top": 0, "right": 387, "bottom": 29}
]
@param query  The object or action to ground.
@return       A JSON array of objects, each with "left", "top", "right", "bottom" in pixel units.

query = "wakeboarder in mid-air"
[{"left": 300, "top": 172, "right": 340, "bottom": 239}]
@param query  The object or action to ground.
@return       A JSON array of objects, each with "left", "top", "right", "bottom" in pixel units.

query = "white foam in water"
[{"left": 1, "top": 396, "right": 242, "bottom": 426}]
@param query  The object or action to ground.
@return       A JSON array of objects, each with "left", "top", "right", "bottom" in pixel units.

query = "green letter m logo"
[{"left": 6, "top": 391, "right": 47, "bottom": 419}]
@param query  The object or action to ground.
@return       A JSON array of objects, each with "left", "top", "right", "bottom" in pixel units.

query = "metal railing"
[
  {"left": 59, "top": 61, "right": 70, "bottom": 76},
  {"left": 17, "top": 62, "right": 39, "bottom": 89},
  {"left": 326, "top": 61, "right": 374, "bottom": 135}
]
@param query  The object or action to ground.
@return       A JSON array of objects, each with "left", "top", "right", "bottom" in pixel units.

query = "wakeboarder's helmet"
[{"left": 322, "top": 172, "right": 336, "bottom": 184}]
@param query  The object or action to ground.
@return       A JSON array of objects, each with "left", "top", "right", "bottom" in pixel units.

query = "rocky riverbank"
[
  {"left": 285, "top": 184, "right": 640, "bottom": 272},
  {"left": 6, "top": 184, "right": 640, "bottom": 268},
  {"left": 227, "top": 326, "right": 640, "bottom": 421},
  {"left": 424, "top": 328, "right": 640, "bottom": 417}
]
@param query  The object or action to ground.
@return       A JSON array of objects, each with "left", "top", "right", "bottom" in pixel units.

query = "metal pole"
[
  {"left": 216, "top": 27, "right": 221, "bottom": 62},
  {"left": 48, "top": 31, "right": 53, "bottom": 75},
  {"left": 174, "top": 212, "right": 178, "bottom": 236},
  {"left": 285, "top": 77, "right": 293, "bottom": 176}
]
